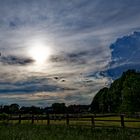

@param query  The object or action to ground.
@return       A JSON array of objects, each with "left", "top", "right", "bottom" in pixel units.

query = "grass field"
[{"left": 0, "top": 124, "right": 140, "bottom": 140}]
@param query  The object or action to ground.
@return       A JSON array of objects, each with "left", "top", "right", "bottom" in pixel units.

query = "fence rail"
[{"left": 1, "top": 114, "right": 140, "bottom": 128}]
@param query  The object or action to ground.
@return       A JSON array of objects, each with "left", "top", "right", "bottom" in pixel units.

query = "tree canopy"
[{"left": 90, "top": 70, "right": 140, "bottom": 113}]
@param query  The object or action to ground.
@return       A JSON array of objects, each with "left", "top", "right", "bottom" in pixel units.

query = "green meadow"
[{"left": 0, "top": 124, "right": 140, "bottom": 140}]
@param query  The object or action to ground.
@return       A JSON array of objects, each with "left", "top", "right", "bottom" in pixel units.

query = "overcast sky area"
[{"left": 0, "top": 0, "right": 140, "bottom": 106}]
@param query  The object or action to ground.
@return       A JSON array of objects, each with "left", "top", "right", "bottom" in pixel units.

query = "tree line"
[{"left": 0, "top": 103, "right": 90, "bottom": 115}]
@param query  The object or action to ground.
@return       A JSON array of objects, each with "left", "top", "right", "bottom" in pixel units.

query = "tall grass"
[{"left": 0, "top": 124, "right": 140, "bottom": 140}]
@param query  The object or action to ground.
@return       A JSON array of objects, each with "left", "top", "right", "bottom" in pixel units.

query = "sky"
[{"left": 0, "top": 0, "right": 140, "bottom": 106}]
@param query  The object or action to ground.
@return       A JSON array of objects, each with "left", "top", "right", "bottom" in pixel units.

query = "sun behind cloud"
[{"left": 28, "top": 40, "right": 52, "bottom": 65}]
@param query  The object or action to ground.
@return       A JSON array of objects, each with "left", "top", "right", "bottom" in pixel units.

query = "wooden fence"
[{"left": 1, "top": 114, "right": 140, "bottom": 128}]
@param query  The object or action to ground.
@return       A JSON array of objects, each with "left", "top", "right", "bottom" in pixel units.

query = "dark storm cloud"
[
  {"left": 0, "top": 55, "right": 34, "bottom": 65},
  {"left": 0, "top": 77, "right": 62, "bottom": 94},
  {"left": 49, "top": 49, "right": 104, "bottom": 65},
  {"left": 49, "top": 52, "right": 87, "bottom": 65}
]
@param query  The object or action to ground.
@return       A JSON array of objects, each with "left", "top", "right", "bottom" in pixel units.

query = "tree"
[
  {"left": 91, "top": 70, "right": 140, "bottom": 113},
  {"left": 3, "top": 105, "right": 10, "bottom": 114},
  {"left": 52, "top": 103, "right": 67, "bottom": 114},
  {"left": 91, "top": 87, "right": 109, "bottom": 113},
  {"left": 9, "top": 104, "right": 20, "bottom": 114}
]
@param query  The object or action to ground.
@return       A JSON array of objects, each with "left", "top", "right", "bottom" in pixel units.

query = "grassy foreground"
[{"left": 0, "top": 124, "right": 140, "bottom": 140}]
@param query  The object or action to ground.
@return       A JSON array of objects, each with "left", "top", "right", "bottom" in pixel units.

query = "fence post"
[
  {"left": 31, "top": 114, "right": 34, "bottom": 124},
  {"left": 19, "top": 114, "right": 21, "bottom": 124},
  {"left": 37, "top": 115, "right": 39, "bottom": 123},
  {"left": 47, "top": 113, "right": 50, "bottom": 125},
  {"left": 66, "top": 114, "right": 69, "bottom": 125},
  {"left": 7, "top": 115, "right": 10, "bottom": 123},
  {"left": 120, "top": 114, "right": 125, "bottom": 128},
  {"left": 91, "top": 116, "right": 95, "bottom": 127}
]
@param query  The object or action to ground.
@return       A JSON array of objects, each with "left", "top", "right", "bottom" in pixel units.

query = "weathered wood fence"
[{"left": 1, "top": 114, "right": 140, "bottom": 128}]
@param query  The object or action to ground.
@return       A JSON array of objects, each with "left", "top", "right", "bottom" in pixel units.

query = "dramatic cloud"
[
  {"left": 49, "top": 50, "right": 99, "bottom": 65},
  {"left": 0, "top": 0, "right": 140, "bottom": 106},
  {"left": 0, "top": 55, "right": 34, "bottom": 65}
]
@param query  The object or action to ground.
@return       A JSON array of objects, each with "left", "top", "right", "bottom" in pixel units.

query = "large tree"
[{"left": 91, "top": 70, "right": 140, "bottom": 113}]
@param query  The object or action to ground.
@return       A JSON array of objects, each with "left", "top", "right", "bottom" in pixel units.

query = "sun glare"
[{"left": 28, "top": 41, "right": 51, "bottom": 64}]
